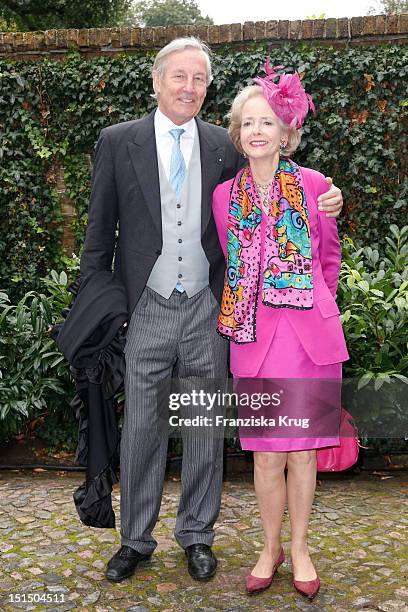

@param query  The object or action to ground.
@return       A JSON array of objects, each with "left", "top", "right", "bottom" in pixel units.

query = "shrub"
[
  {"left": 338, "top": 224, "right": 408, "bottom": 380},
  {"left": 0, "top": 259, "right": 78, "bottom": 445},
  {"left": 337, "top": 224, "right": 408, "bottom": 445}
]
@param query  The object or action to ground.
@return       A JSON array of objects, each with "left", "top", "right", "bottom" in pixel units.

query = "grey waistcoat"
[{"left": 146, "top": 132, "right": 209, "bottom": 299}]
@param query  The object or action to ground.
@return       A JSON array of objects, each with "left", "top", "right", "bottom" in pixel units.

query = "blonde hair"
[{"left": 228, "top": 85, "right": 301, "bottom": 157}]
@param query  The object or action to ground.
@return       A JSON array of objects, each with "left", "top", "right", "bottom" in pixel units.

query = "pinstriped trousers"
[{"left": 120, "top": 286, "right": 228, "bottom": 555}]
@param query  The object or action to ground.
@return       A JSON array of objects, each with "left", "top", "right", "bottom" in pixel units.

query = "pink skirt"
[{"left": 238, "top": 314, "right": 341, "bottom": 452}]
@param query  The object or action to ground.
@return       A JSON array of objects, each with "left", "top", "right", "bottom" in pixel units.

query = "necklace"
[{"left": 254, "top": 180, "right": 273, "bottom": 214}]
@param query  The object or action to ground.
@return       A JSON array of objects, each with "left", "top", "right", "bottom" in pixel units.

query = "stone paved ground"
[{"left": 0, "top": 469, "right": 407, "bottom": 611}]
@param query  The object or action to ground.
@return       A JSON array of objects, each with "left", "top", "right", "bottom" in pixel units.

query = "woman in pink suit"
[{"left": 212, "top": 62, "right": 349, "bottom": 600}]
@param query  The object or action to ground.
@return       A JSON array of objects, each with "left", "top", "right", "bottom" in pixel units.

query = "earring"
[
  {"left": 280, "top": 140, "right": 287, "bottom": 153},
  {"left": 243, "top": 152, "right": 247, "bottom": 159}
]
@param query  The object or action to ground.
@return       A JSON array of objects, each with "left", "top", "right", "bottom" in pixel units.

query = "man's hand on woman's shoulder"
[{"left": 318, "top": 177, "right": 343, "bottom": 218}]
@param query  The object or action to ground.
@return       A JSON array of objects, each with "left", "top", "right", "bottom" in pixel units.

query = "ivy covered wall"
[{"left": 0, "top": 39, "right": 407, "bottom": 300}]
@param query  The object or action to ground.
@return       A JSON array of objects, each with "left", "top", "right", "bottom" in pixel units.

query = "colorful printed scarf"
[{"left": 217, "top": 158, "right": 313, "bottom": 344}]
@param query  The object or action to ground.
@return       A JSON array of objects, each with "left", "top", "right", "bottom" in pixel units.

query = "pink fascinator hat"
[{"left": 253, "top": 58, "right": 316, "bottom": 129}]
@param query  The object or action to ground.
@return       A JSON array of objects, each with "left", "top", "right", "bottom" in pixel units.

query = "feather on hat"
[{"left": 253, "top": 58, "right": 316, "bottom": 129}]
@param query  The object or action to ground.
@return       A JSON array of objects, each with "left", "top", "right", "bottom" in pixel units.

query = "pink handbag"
[{"left": 316, "top": 408, "right": 360, "bottom": 472}]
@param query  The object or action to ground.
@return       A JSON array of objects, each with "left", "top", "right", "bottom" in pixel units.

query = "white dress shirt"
[{"left": 154, "top": 108, "right": 196, "bottom": 181}]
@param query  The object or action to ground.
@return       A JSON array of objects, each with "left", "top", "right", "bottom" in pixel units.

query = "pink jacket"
[{"left": 212, "top": 166, "right": 349, "bottom": 377}]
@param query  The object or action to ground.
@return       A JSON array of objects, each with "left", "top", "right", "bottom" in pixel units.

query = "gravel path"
[{"left": 0, "top": 470, "right": 407, "bottom": 611}]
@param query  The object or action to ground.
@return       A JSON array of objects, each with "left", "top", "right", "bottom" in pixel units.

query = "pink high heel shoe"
[
  {"left": 245, "top": 547, "right": 285, "bottom": 594},
  {"left": 293, "top": 575, "right": 320, "bottom": 600}
]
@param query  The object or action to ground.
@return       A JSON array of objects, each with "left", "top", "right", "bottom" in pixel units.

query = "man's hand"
[{"left": 317, "top": 177, "right": 343, "bottom": 218}]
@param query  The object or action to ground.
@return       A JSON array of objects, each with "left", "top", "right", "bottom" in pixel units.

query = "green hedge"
[
  {"left": 337, "top": 224, "right": 408, "bottom": 448},
  {"left": 0, "top": 42, "right": 407, "bottom": 302}
]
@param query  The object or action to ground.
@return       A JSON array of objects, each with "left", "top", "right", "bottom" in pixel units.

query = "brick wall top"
[{"left": 1, "top": 14, "right": 407, "bottom": 58}]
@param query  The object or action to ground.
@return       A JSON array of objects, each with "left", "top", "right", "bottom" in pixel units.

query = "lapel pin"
[{"left": 218, "top": 158, "right": 222, "bottom": 162}]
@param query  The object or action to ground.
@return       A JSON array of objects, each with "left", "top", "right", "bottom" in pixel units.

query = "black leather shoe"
[
  {"left": 105, "top": 546, "right": 151, "bottom": 582},
  {"left": 185, "top": 544, "right": 217, "bottom": 580}
]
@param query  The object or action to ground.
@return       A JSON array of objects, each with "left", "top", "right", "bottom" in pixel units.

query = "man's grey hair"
[{"left": 152, "top": 37, "right": 213, "bottom": 85}]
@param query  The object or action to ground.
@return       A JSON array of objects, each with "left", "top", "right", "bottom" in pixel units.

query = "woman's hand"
[{"left": 317, "top": 177, "right": 343, "bottom": 218}]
